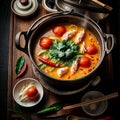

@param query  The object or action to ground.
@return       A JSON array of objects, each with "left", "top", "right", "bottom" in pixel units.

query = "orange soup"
[{"left": 33, "top": 24, "right": 100, "bottom": 80}]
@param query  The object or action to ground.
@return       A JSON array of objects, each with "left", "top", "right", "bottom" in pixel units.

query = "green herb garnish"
[
  {"left": 38, "top": 62, "right": 47, "bottom": 69},
  {"left": 49, "top": 40, "right": 79, "bottom": 60},
  {"left": 16, "top": 56, "right": 25, "bottom": 74},
  {"left": 37, "top": 102, "right": 63, "bottom": 114},
  {"left": 47, "top": 40, "right": 82, "bottom": 66}
]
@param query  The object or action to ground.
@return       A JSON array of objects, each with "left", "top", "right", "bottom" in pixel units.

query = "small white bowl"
[
  {"left": 42, "top": 0, "right": 57, "bottom": 13},
  {"left": 11, "top": 0, "right": 38, "bottom": 17},
  {"left": 81, "top": 91, "right": 108, "bottom": 116},
  {"left": 13, "top": 78, "right": 44, "bottom": 107}
]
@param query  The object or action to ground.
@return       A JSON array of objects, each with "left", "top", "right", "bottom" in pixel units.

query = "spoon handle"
[
  {"left": 63, "top": 92, "right": 118, "bottom": 110},
  {"left": 91, "top": 0, "right": 112, "bottom": 11}
]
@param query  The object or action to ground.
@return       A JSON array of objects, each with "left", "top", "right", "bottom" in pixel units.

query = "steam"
[{"left": 82, "top": 11, "right": 89, "bottom": 29}]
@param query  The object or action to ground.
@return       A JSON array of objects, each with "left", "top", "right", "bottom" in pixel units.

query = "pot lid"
[
  {"left": 55, "top": 0, "right": 112, "bottom": 21},
  {"left": 11, "top": 0, "right": 38, "bottom": 17}
]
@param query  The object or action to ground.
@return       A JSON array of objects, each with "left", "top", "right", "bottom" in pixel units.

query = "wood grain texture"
[{"left": 7, "top": 1, "right": 118, "bottom": 120}]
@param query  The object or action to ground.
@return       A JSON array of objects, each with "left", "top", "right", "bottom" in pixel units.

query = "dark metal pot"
[
  {"left": 15, "top": 11, "right": 114, "bottom": 91},
  {"left": 55, "top": 0, "right": 112, "bottom": 21}
]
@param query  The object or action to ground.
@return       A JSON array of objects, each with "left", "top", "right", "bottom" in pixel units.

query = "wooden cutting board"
[{"left": 7, "top": 2, "right": 114, "bottom": 120}]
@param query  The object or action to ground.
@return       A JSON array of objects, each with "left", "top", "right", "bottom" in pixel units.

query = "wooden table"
[{"left": 7, "top": 1, "right": 119, "bottom": 120}]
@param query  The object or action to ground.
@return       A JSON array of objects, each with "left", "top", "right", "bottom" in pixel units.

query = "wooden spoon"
[
  {"left": 63, "top": 92, "right": 118, "bottom": 110},
  {"left": 66, "top": 115, "right": 95, "bottom": 120},
  {"left": 91, "top": 0, "right": 112, "bottom": 11}
]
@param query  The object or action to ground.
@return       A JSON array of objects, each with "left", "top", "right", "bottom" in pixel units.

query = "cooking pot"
[
  {"left": 15, "top": 11, "right": 114, "bottom": 91},
  {"left": 55, "top": 0, "right": 112, "bottom": 21}
]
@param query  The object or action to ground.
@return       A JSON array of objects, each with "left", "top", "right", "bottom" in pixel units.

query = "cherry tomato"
[
  {"left": 79, "top": 56, "right": 91, "bottom": 67},
  {"left": 52, "top": 25, "right": 66, "bottom": 37},
  {"left": 39, "top": 37, "right": 53, "bottom": 49},
  {"left": 26, "top": 86, "right": 38, "bottom": 99},
  {"left": 86, "top": 44, "right": 98, "bottom": 55}
]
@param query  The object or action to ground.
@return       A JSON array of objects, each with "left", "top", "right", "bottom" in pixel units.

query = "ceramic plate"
[{"left": 13, "top": 78, "right": 44, "bottom": 107}]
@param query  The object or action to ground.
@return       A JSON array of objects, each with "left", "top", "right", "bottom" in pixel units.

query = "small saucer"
[
  {"left": 11, "top": 0, "right": 38, "bottom": 17},
  {"left": 81, "top": 91, "right": 108, "bottom": 116},
  {"left": 13, "top": 78, "right": 44, "bottom": 107}
]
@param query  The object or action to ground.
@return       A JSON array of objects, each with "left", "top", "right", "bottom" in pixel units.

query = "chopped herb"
[
  {"left": 46, "top": 40, "right": 82, "bottom": 66},
  {"left": 38, "top": 62, "right": 47, "bottom": 69},
  {"left": 65, "top": 55, "right": 81, "bottom": 66},
  {"left": 50, "top": 67, "right": 55, "bottom": 72},
  {"left": 49, "top": 40, "right": 80, "bottom": 60}
]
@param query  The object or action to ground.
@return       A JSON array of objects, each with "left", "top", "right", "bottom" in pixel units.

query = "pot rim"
[{"left": 28, "top": 13, "right": 105, "bottom": 82}]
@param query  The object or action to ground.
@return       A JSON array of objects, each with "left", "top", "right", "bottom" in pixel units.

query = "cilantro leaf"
[{"left": 49, "top": 40, "right": 80, "bottom": 61}]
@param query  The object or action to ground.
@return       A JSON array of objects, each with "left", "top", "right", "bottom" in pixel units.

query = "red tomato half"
[
  {"left": 26, "top": 86, "right": 38, "bottom": 99},
  {"left": 52, "top": 25, "right": 66, "bottom": 37},
  {"left": 86, "top": 44, "right": 98, "bottom": 55},
  {"left": 39, "top": 37, "right": 53, "bottom": 49},
  {"left": 79, "top": 56, "right": 91, "bottom": 67}
]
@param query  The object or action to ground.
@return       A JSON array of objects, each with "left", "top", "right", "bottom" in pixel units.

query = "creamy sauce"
[{"left": 33, "top": 24, "right": 100, "bottom": 80}]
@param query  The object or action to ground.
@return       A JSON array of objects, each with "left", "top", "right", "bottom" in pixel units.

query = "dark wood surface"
[
  {"left": 0, "top": 0, "right": 120, "bottom": 120},
  {"left": 0, "top": 0, "right": 11, "bottom": 119}
]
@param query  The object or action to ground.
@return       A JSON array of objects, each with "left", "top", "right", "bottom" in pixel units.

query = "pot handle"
[
  {"left": 104, "top": 33, "right": 115, "bottom": 54},
  {"left": 15, "top": 31, "right": 29, "bottom": 55},
  {"left": 15, "top": 11, "right": 73, "bottom": 55}
]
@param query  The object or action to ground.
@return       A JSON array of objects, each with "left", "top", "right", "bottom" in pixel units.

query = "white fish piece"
[
  {"left": 62, "top": 30, "right": 76, "bottom": 40},
  {"left": 57, "top": 67, "right": 69, "bottom": 77},
  {"left": 70, "top": 59, "right": 79, "bottom": 75},
  {"left": 75, "top": 29, "right": 85, "bottom": 44},
  {"left": 80, "top": 41, "right": 86, "bottom": 54}
]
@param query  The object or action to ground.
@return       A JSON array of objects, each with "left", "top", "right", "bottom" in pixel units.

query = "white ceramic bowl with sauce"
[{"left": 13, "top": 78, "right": 44, "bottom": 107}]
